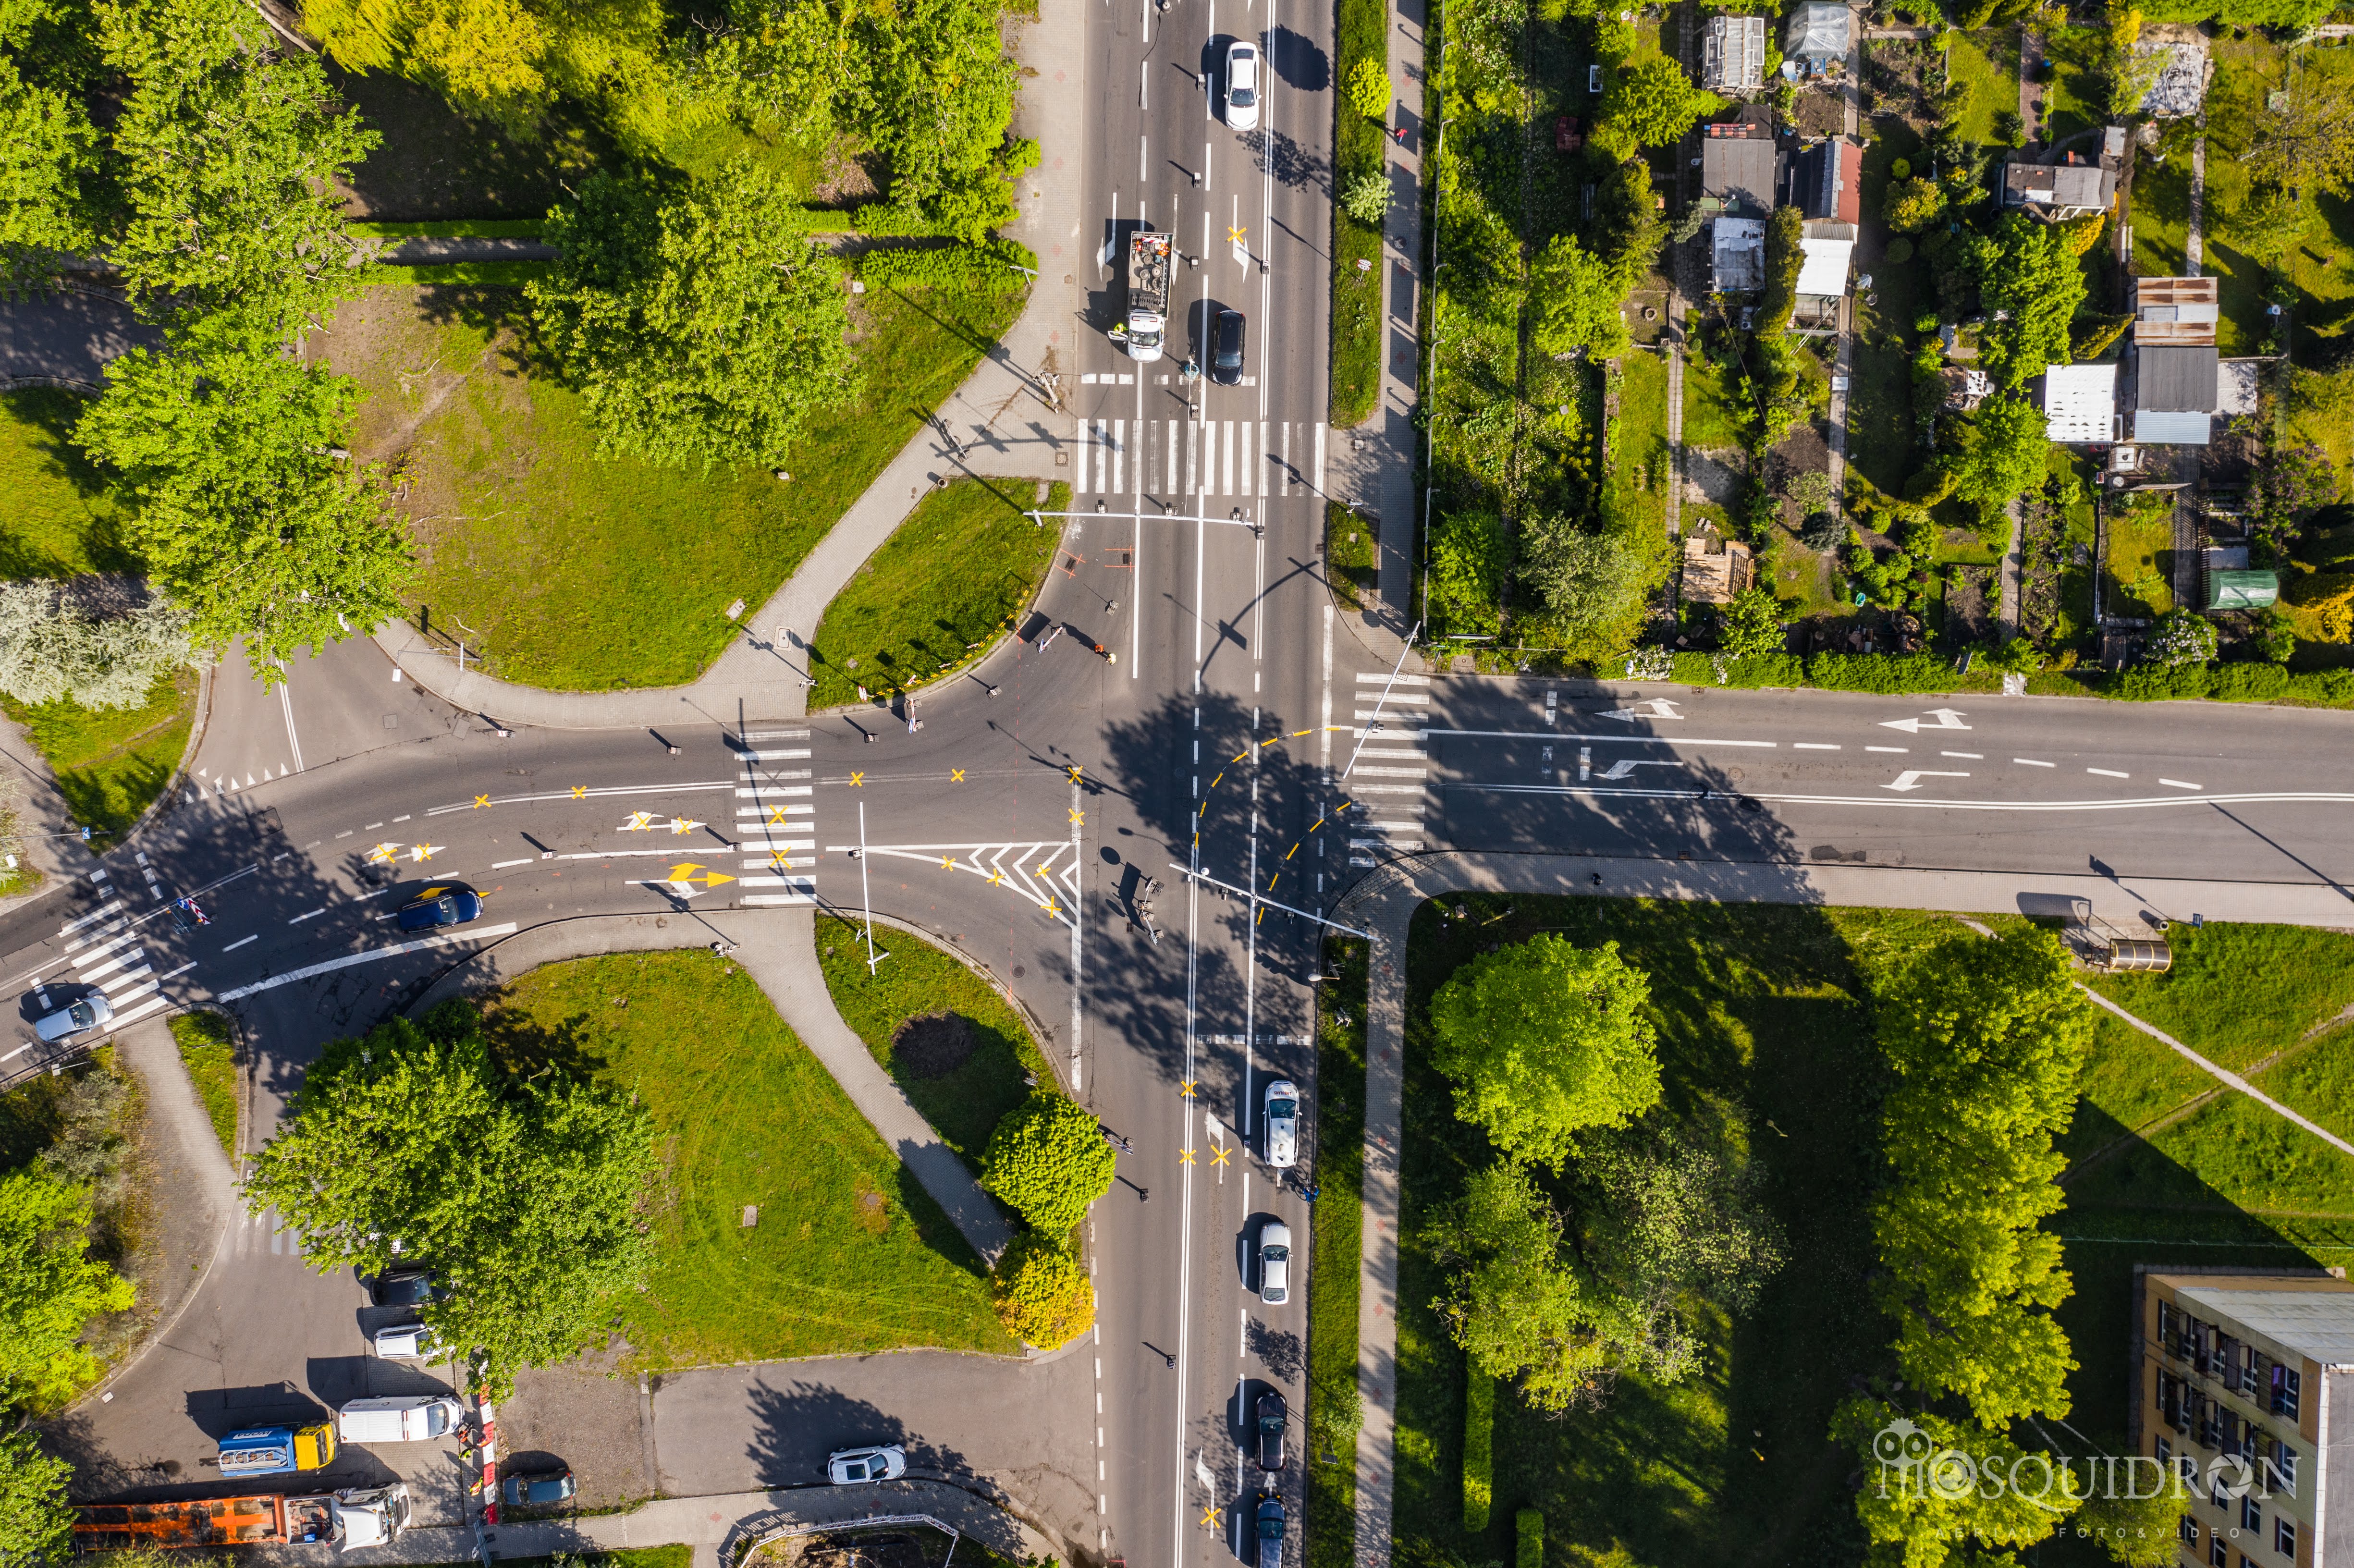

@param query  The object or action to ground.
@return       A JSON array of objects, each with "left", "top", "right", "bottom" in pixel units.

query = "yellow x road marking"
[
  {"left": 951, "top": 769, "right": 966, "bottom": 782},
  {"left": 1068, "top": 765, "right": 1084, "bottom": 781},
  {"left": 571, "top": 785, "right": 588, "bottom": 799},
  {"left": 1212, "top": 1144, "right": 1231, "bottom": 1167},
  {"left": 987, "top": 868, "right": 1004, "bottom": 885},
  {"left": 1180, "top": 1080, "right": 1197, "bottom": 1098},
  {"left": 1070, "top": 808, "right": 1085, "bottom": 825},
  {"left": 1043, "top": 897, "right": 1062, "bottom": 918},
  {"left": 473, "top": 794, "right": 491, "bottom": 809},
  {"left": 941, "top": 856, "right": 955, "bottom": 869},
  {"left": 1180, "top": 1147, "right": 1196, "bottom": 1166},
  {"left": 1200, "top": 1507, "right": 1223, "bottom": 1531},
  {"left": 366, "top": 842, "right": 401, "bottom": 864},
  {"left": 850, "top": 771, "right": 866, "bottom": 786},
  {"left": 1228, "top": 224, "right": 1247, "bottom": 247},
  {"left": 769, "top": 806, "right": 789, "bottom": 824}
]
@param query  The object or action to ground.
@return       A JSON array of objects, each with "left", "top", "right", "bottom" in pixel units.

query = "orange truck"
[{"left": 72, "top": 1485, "right": 411, "bottom": 1552}]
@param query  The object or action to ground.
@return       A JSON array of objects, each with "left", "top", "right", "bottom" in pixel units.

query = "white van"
[{"left": 337, "top": 1395, "right": 464, "bottom": 1444}]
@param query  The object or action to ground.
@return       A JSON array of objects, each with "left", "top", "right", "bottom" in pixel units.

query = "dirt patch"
[
  {"left": 892, "top": 1011, "right": 980, "bottom": 1078},
  {"left": 1796, "top": 89, "right": 1847, "bottom": 138},
  {"left": 853, "top": 1181, "right": 890, "bottom": 1235},
  {"left": 329, "top": 63, "right": 610, "bottom": 220},
  {"left": 1684, "top": 448, "right": 1747, "bottom": 506},
  {"left": 810, "top": 137, "right": 886, "bottom": 206},
  {"left": 1946, "top": 564, "right": 1995, "bottom": 642}
]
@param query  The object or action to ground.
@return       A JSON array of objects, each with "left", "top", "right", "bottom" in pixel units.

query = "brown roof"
[{"left": 2135, "top": 276, "right": 2219, "bottom": 346}]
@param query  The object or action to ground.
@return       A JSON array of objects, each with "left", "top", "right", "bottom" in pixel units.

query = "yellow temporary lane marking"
[{"left": 952, "top": 769, "right": 966, "bottom": 782}]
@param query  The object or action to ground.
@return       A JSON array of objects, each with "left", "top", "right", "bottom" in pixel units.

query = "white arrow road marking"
[
  {"left": 1598, "top": 698, "right": 1684, "bottom": 722},
  {"left": 1882, "top": 771, "right": 1972, "bottom": 792},
  {"left": 1597, "top": 758, "right": 1686, "bottom": 781},
  {"left": 1879, "top": 708, "right": 1970, "bottom": 733}
]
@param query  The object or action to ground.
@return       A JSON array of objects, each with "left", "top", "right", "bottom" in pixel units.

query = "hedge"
[
  {"left": 372, "top": 260, "right": 551, "bottom": 287},
  {"left": 352, "top": 218, "right": 545, "bottom": 239},
  {"left": 857, "top": 238, "right": 1039, "bottom": 293},
  {"left": 1631, "top": 650, "right": 2354, "bottom": 710},
  {"left": 777, "top": 203, "right": 965, "bottom": 238},
  {"left": 1462, "top": 1370, "right": 1494, "bottom": 1531},
  {"left": 2097, "top": 662, "right": 2354, "bottom": 706},
  {"left": 1515, "top": 1509, "right": 1544, "bottom": 1568}
]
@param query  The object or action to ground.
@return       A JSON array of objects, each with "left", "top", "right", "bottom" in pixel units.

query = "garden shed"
[
  {"left": 2205, "top": 571, "right": 2279, "bottom": 611},
  {"left": 1783, "top": 1, "right": 1848, "bottom": 71}
]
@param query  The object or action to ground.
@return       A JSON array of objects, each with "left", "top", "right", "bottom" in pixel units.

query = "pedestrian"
[{"left": 1391, "top": 123, "right": 1407, "bottom": 146}]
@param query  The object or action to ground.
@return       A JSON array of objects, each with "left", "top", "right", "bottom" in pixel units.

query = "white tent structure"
[
  {"left": 2043, "top": 364, "right": 2118, "bottom": 444},
  {"left": 1785, "top": 1, "right": 1849, "bottom": 67},
  {"left": 1794, "top": 232, "right": 1853, "bottom": 298}
]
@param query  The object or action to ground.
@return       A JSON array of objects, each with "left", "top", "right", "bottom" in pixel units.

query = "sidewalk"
[{"left": 1336, "top": 850, "right": 2354, "bottom": 1568}]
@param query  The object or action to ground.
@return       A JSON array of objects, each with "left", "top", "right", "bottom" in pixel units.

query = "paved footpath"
[{"left": 1336, "top": 851, "right": 2354, "bottom": 1568}]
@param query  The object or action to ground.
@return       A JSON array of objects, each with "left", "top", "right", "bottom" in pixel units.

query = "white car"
[
  {"left": 1263, "top": 1079, "right": 1299, "bottom": 1168},
  {"left": 1226, "top": 42, "right": 1261, "bottom": 131},
  {"left": 372, "top": 1322, "right": 438, "bottom": 1359},
  {"left": 1258, "top": 1221, "right": 1292, "bottom": 1305},
  {"left": 828, "top": 1445, "right": 907, "bottom": 1485},
  {"left": 33, "top": 992, "right": 112, "bottom": 1043}
]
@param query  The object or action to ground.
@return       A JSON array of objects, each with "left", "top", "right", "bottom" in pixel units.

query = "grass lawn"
[
  {"left": 477, "top": 951, "right": 1013, "bottom": 1367},
  {"left": 2, "top": 672, "right": 196, "bottom": 846},
  {"left": 812, "top": 912, "right": 1055, "bottom": 1173},
  {"left": 326, "top": 278, "right": 1027, "bottom": 692},
  {"left": 2130, "top": 145, "right": 2191, "bottom": 279},
  {"left": 1680, "top": 358, "right": 1744, "bottom": 453},
  {"left": 168, "top": 1010, "right": 239, "bottom": 1162},
  {"left": 806, "top": 478, "right": 1066, "bottom": 708},
  {"left": 1610, "top": 350, "right": 1671, "bottom": 538},
  {"left": 1943, "top": 28, "right": 2020, "bottom": 146},
  {"left": 1304, "top": 934, "right": 1368, "bottom": 1568},
  {"left": 2033, "top": 23, "right": 2108, "bottom": 144},
  {"left": 1330, "top": 0, "right": 1388, "bottom": 428},
  {"left": 2100, "top": 494, "right": 2174, "bottom": 619},
  {"left": 1326, "top": 501, "right": 1378, "bottom": 612},
  {"left": 0, "top": 388, "right": 138, "bottom": 580},
  {"left": 2079, "top": 921, "right": 2354, "bottom": 1074}
]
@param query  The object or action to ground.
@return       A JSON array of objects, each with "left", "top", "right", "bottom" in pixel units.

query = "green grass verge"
[
  {"left": 373, "top": 261, "right": 552, "bottom": 287},
  {"left": 0, "top": 388, "right": 137, "bottom": 579},
  {"left": 478, "top": 951, "right": 1014, "bottom": 1367},
  {"left": 2034, "top": 24, "right": 2108, "bottom": 145},
  {"left": 339, "top": 278, "right": 1026, "bottom": 691},
  {"left": 1610, "top": 351, "right": 1670, "bottom": 538},
  {"left": 812, "top": 912, "right": 1056, "bottom": 1173},
  {"left": 1303, "top": 931, "right": 1366, "bottom": 1568},
  {"left": 353, "top": 219, "right": 549, "bottom": 239},
  {"left": 1680, "top": 357, "right": 1744, "bottom": 453},
  {"left": 2130, "top": 146, "right": 2190, "bottom": 278},
  {"left": 1331, "top": 0, "right": 1387, "bottom": 427},
  {"left": 1942, "top": 27, "right": 2019, "bottom": 145},
  {"left": 1, "top": 671, "right": 196, "bottom": 845},
  {"left": 2100, "top": 496, "right": 2174, "bottom": 619},
  {"left": 1326, "top": 501, "right": 1378, "bottom": 612},
  {"left": 2079, "top": 921, "right": 2354, "bottom": 1074},
  {"left": 806, "top": 478, "right": 1066, "bottom": 708},
  {"left": 168, "top": 1010, "right": 239, "bottom": 1162}
]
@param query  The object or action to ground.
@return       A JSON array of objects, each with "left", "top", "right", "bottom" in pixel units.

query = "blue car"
[{"left": 396, "top": 887, "right": 481, "bottom": 932}]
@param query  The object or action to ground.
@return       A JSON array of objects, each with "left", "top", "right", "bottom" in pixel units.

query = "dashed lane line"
[
  {"left": 1457, "top": 783, "right": 2354, "bottom": 812},
  {"left": 424, "top": 781, "right": 729, "bottom": 816}
]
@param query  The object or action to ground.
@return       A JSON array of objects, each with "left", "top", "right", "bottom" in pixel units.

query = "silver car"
[
  {"left": 1258, "top": 1221, "right": 1292, "bottom": 1305},
  {"left": 372, "top": 1322, "right": 438, "bottom": 1359},
  {"left": 828, "top": 1445, "right": 906, "bottom": 1485},
  {"left": 1226, "top": 41, "right": 1261, "bottom": 131},
  {"left": 34, "top": 992, "right": 112, "bottom": 1043},
  {"left": 1263, "top": 1079, "right": 1298, "bottom": 1168}
]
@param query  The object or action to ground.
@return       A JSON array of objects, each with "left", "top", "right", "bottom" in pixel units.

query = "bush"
[
  {"left": 989, "top": 1234, "right": 1095, "bottom": 1349},
  {"left": 1340, "top": 169, "right": 1390, "bottom": 226},
  {"left": 1889, "top": 157, "right": 1912, "bottom": 179},
  {"left": 980, "top": 1091, "right": 1116, "bottom": 1233},
  {"left": 1884, "top": 236, "right": 1914, "bottom": 266},
  {"left": 1463, "top": 1370, "right": 1494, "bottom": 1531},
  {"left": 1805, "top": 652, "right": 1964, "bottom": 693},
  {"left": 1516, "top": 1509, "right": 1544, "bottom": 1568},
  {"left": 2146, "top": 608, "right": 2219, "bottom": 667},
  {"left": 1346, "top": 56, "right": 1391, "bottom": 120},
  {"left": 858, "top": 238, "right": 1038, "bottom": 292}
]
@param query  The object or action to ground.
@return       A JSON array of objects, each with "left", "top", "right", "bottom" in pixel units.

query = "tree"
[
  {"left": 1345, "top": 55, "right": 1390, "bottom": 120},
  {"left": 2242, "top": 65, "right": 2354, "bottom": 193},
  {"left": 1883, "top": 175, "right": 1947, "bottom": 235},
  {"left": 2249, "top": 440, "right": 2338, "bottom": 563},
  {"left": 74, "top": 319, "right": 414, "bottom": 671},
  {"left": 1340, "top": 168, "right": 1390, "bottom": 226},
  {"left": 241, "top": 1013, "right": 657, "bottom": 1397},
  {"left": 980, "top": 1091, "right": 1115, "bottom": 1234},
  {"left": 1716, "top": 587, "right": 1784, "bottom": 656},
  {"left": 529, "top": 163, "right": 861, "bottom": 473},
  {"left": 1582, "top": 1125, "right": 1783, "bottom": 1319},
  {"left": 0, "top": 1167, "right": 134, "bottom": 1409},
  {"left": 990, "top": 1233, "right": 1094, "bottom": 1349},
  {"left": 2227, "top": 187, "right": 2318, "bottom": 270},
  {"left": 1756, "top": 207, "right": 1804, "bottom": 336},
  {"left": 1518, "top": 522, "right": 1653, "bottom": 660},
  {"left": 2145, "top": 608, "right": 2217, "bottom": 668},
  {"left": 1945, "top": 395, "right": 2049, "bottom": 519},
  {"left": 0, "top": 582, "right": 194, "bottom": 711},
  {"left": 1427, "top": 936, "right": 1660, "bottom": 1168},
  {"left": 2251, "top": 604, "right": 2297, "bottom": 664},
  {"left": 98, "top": 0, "right": 378, "bottom": 333},
  {"left": 0, "top": 0, "right": 100, "bottom": 294},
  {"left": 1978, "top": 214, "right": 2086, "bottom": 388},
  {"left": 2075, "top": 1466, "right": 2191, "bottom": 1567},
  {"left": 1834, "top": 1398, "right": 2078, "bottom": 1566},
  {"left": 0, "top": 1429, "right": 73, "bottom": 1568},
  {"left": 1429, "top": 508, "right": 1506, "bottom": 637},
  {"left": 1528, "top": 234, "right": 1630, "bottom": 360},
  {"left": 1593, "top": 57, "right": 1719, "bottom": 159}
]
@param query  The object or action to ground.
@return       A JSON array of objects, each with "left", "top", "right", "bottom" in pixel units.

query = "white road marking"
[
  {"left": 2014, "top": 758, "right": 2055, "bottom": 767},
  {"left": 1941, "top": 751, "right": 1983, "bottom": 759},
  {"left": 2087, "top": 767, "right": 2130, "bottom": 778},
  {"left": 1463, "top": 783, "right": 2354, "bottom": 813},
  {"left": 158, "top": 961, "right": 196, "bottom": 981},
  {"left": 222, "top": 935, "right": 258, "bottom": 952},
  {"left": 60, "top": 900, "right": 126, "bottom": 939},
  {"left": 425, "top": 781, "right": 726, "bottom": 816},
  {"left": 1793, "top": 742, "right": 1839, "bottom": 750},
  {"left": 1354, "top": 671, "right": 1432, "bottom": 685},
  {"left": 1864, "top": 745, "right": 1908, "bottom": 754},
  {"left": 1423, "top": 728, "right": 1774, "bottom": 747},
  {"left": 289, "top": 907, "right": 328, "bottom": 924},
  {"left": 69, "top": 932, "right": 138, "bottom": 967},
  {"left": 2161, "top": 779, "right": 2204, "bottom": 790},
  {"left": 217, "top": 923, "right": 520, "bottom": 1002},
  {"left": 491, "top": 858, "right": 535, "bottom": 869}
]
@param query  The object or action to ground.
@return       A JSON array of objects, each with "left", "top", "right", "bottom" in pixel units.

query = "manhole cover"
[
  {"left": 1727, "top": 767, "right": 1744, "bottom": 781},
  {"left": 382, "top": 714, "right": 399, "bottom": 730}
]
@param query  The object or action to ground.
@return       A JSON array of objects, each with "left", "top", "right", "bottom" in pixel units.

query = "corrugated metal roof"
[
  {"left": 2044, "top": 364, "right": 2116, "bottom": 443},
  {"left": 1702, "top": 138, "right": 1777, "bottom": 214},
  {"left": 2139, "top": 344, "right": 2219, "bottom": 412},
  {"left": 2176, "top": 1283, "right": 2354, "bottom": 1363},
  {"left": 2132, "top": 409, "right": 2212, "bottom": 444}
]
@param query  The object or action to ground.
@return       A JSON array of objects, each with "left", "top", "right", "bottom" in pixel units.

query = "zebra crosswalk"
[
  {"left": 1074, "top": 419, "right": 1328, "bottom": 500},
  {"left": 1344, "top": 671, "right": 1435, "bottom": 867},
  {"left": 732, "top": 730, "right": 819, "bottom": 907},
  {"left": 234, "top": 1205, "right": 308, "bottom": 1261}
]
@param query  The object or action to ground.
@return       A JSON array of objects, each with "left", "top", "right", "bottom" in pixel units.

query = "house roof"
[
  {"left": 2173, "top": 1281, "right": 2354, "bottom": 1365},
  {"left": 1701, "top": 136, "right": 1778, "bottom": 215},
  {"left": 1801, "top": 139, "right": 1862, "bottom": 224},
  {"left": 1711, "top": 216, "right": 1765, "bottom": 292},
  {"left": 2132, "top": 409, "right": 2212, "bottom": 445},
  {"left": 1784, "top": 1, "right": 1849, "bottom": 60},
  {"left": 1704, "top": 15, "right": 1766, "bottom": 91},
  {"left": 2043, "top": 364, "right": 2116, "bottom": 443},
  {"left": 2219, "top": 359, "right": 2261, "bottom": 416},
  {"left": 2002, "top": 161, "right": 2115, "bottom": 211},
  {"left": 2139, "top": 344, "right": 2220, "bottom": 413},
  {"left": 1794, "top": 231, "right": 1852, "bottom": 297},
  {"left": 2135, "top": 276, "right": 2219, "bottom": 346}
]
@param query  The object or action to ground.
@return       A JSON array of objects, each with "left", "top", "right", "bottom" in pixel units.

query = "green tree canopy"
[
  {"left": 0, "top": 0, "right": 99, "bottom": 293},
  {"left": 1833, "top": 1398, "right": 2078, "bottom": 1565},
  {"left": 0, "top": 1429, "right": 74, "bottom": 1568},
  {"left": 980, "top": 1090, "right": 1115, "bottom": 1234},
  {"left": 1429, "top": 508, "right": 1506, "bottom": 638},
  {"left": 75, "top": 317, "right": 414, "bottom": 671},
  {"left": 1884, "top": 175, "right": 1947, "bottom": 235},
  {"left": 1518, "top": 521, "right": 1654, "bottom": 660},
  {"left": 1716, "top": 586, "right": 1784, "bottom": 656},
  {"left": 1528, "top": 234, "right": 1630, "bottom": 361},
  {"left": 1978, "top": 214, "right": 2086, "bottom": 388},
  {"left": 989, "top": 1232, "right": 1094, "bottom": 1349},
  {"left": 0, "top": 1166, "right": 134, "bottom": 1409},
  {"left": 529, "top": 162, "right": 861, "bottom": 473},
  {"left": 1344, "top": 55, "right": 1390, "bottom": 120},
  {"left": 241, "top": 1011, "right": 658, "bottom": 1397},
  {"left": 1592, "top": 56, "right": 1719, "bottom": 159},
  {"left": 1943, "top": 393, "right": 2050, "bottom": 521},
  {"left": 2241, "top": 64, "right": 2354, "bottom": 193},
  {"left": 1431, "top": 1164, "right": 1621, "bottom": 1409},
  {"left": 1427, "top": 935, "right": 1661, "bottom": 1167}
]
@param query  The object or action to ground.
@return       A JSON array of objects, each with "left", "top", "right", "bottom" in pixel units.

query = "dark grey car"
[
  {"left": 1212, "top": 309, "right": 1246, "bottom": 385},
  {"left": 1255, "top": 1495, "right": 1286, "bottom": 1568},
  {"left": 1255, "top": 1391, "right": 1287, "bottom": 1471}
]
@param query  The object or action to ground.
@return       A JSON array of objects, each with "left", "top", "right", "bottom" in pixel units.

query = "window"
[
  {"left": 2211, "top": 1531, "right": 2228, "bottom": 1568},
  {"left": 2180, "top": 1515, "right": 2199, "bottom": 1546},
  {"left": 2266, "top": 1443, "right": 2298, "bottom": 1499},
  {"left": 2214, "top": 1472, "right": 2230, "bottom": 1511},
  {"left": 2275, "top": 1518, "right": 2295, "bottom": 1558},
  {"left": 2159, "top": 1435, "right": 2173, "bottom": 1468},
  {"left": 2273, "top": 1365, "right": 2302, "bottom": 1421},
  {"left": 2242, "top": 1496, "right": 2262, "bottom": 1533}
]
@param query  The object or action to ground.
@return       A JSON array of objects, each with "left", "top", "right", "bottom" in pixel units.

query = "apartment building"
[{"left": 2134, "top": 1271, "right": 2354, "bottom": 1568}]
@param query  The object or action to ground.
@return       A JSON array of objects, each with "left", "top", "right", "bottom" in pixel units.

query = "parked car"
[
  {"left": 396, "top": 886, "right": 481, "bottom": 932},
  {"left": 1212, "top": 309, "right": 1247, "bottom": 385},
  {"left": 1225, "top": 41, "right": 1261, "bottom": 131},
  {"left": 827, "top": 1445, "right": 907, "bottom": 1485},
  {"left": 33, "top": 992, "right": 112, "bottom": 1044},
  {"left": 1255, "top": 1391, "right": 1287, "bottom": 1471},
  {"left": 372, "top": 1321, "right": 438, "bottom": 1359},
  {"left": 369, "top": 1267, "right": 439, "bottom": 1307},
  {"left": 1262, "top": 1079, "right": 1298, "bottom": 1168},
  {"left": 1255, "top": 1495, "right": 1287, "bottom": 1568},
  {"left": 337, "top": 1396, "right": 464, "bottom": 1445},
  {"left": 1258, "top": 1221, "right": 1292, "bottom": 1305},
  {"left": 500, "top": 1468, "right": 576, "bottom": 1507}
]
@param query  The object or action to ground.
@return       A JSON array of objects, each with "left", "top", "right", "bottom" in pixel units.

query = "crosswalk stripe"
[
  {"left": 1352, "top": 710, "right": 1426, "bottom": 722},
  {"left": 1280, "top": 421, "right": 1291, "bottom": 496},
  {"left": 1313, "top": 422, "right": 1326, "bottom": 496},
  {"left": 98, "top": 965, "right": 155, "bottom": 993},
  {"left": 1112, "top": 418, "right": 1125, "bottom": 494},
  {"left": 1349, "top": 766, "right": 1427, "bottom": 777},
  {"left": 1355, "top": 672, "right": 1433, "bottom": 685},
  {"left": 1349, "top": 783, "right": 1426, "bottom": 794}
]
